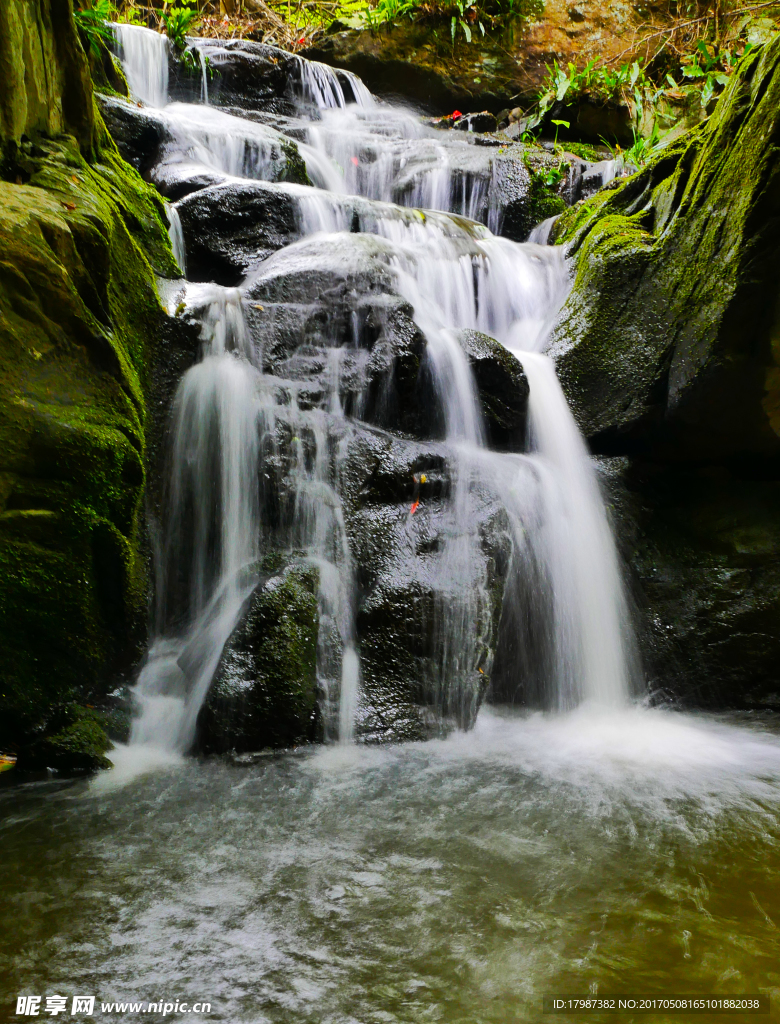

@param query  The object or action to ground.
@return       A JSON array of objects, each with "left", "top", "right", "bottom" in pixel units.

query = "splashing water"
[{"left": 116, "top": 27, "right": 637, "bottom": 752}]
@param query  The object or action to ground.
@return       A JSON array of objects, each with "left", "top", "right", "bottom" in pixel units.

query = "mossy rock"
[
  {"left": 195, "top": 563, "right": 320, "bottom": 754},
  {"left": 550, "top": 35, "right": 780, "bottom": 462},
  {"left": 0, "top": 0, "right": 97, "bottom": 165},
  {"left": 22, "top": 703, "right": 113, "bottom": 773},
  {"left": 0, "top": 83, "right": 182, "bottom": 765}
]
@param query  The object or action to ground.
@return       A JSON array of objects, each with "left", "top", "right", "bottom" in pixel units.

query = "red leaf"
[
  {"left": 409, "top": 500, "right": 420, "bottom": 515},
  {"left": 452, "top": 110, "right": 463, "bottom": 118},
  {"left": 351, "top": 156, "right": 359, "bottom": 166}
]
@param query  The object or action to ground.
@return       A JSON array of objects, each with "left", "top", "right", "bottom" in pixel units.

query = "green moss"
[
  {"left": 527, "top": 172, "right": 566, "bottom": 226},
  {"left": 0, "top": 126, "right": 179, "bottom": 767},
  {"left": 551, "top": 35, "right": 780, "bottom": 459},
  {"left": 197, "top": 563, "right": 321, "bottom": 753},
  {"left": 23, "top": 703, "right": 113, "bottom": 772},
  {"left": 279, "top": 138, "right": 313, "bottom": 187}
]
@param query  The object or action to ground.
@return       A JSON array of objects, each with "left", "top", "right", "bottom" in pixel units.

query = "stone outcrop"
[
  {"left": 0, "top": 1, "right": 186, "bottom": 771},
  {"left": 303, "top": 0, "right": 671, "bottom": 116},
  {"left": 550, "top": 35, "right": 780, "bottom": 710}
]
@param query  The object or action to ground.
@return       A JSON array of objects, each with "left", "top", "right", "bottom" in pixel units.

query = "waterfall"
[
  {"left": 116, "top": 29, "right": 638, "bottom": 752},
  {"left": 111, "top": 23, "right": 169, "bottom": 107},
  {"left": 515, "top": 352, "right": 635, "bottom": 707},
  {"left": 295, "top": 58, "right": 375, "bottom": 109},
  {"left": 166, "top": 203, "right": 187, "bottom": 275}
]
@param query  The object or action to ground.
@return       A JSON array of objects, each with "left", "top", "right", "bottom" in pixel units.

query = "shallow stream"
[{"left": 3, "top": 708, "right": 780, "bottom": 1021}]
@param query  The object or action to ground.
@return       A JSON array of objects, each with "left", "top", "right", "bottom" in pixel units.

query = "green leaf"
[
  {"left": 460, "top": 18, "right": 472, "bottom": 42},
  {"left": 451, "top": 15, "right": 456, "bottom": 41},
  {"left": 555, "top": 77, "right": 571, "bottom": 102},
  {"left": 550, "top": 119, "right": 570, "bottom": 128}
]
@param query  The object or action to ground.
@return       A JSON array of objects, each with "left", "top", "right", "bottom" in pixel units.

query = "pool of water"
[{"left": 3, "top": 706, "right": 780, "bottom": 1022}]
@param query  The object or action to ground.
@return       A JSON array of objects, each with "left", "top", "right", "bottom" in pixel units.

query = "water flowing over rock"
[
  {"left": 550, "top": 35, "right": 780, "bottom": 710},
  {"left": 97, "top": 25, "right": 638, "bottom": 752}
]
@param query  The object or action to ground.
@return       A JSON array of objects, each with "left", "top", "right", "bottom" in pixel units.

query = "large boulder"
[
  {"left": 0, "top": 132, "right": 183, "bottom": 771},
  {"left": 169, "top": 39, "right": 301, "bottom": 115},
  {"left": 195, "top": 561, "right": 320, "bottom": 753},
  {"left": 550, "top": 36, "right": 780, "bottom": 462},
  {"left": 0, "top": 0, "right": 189, "bottom": 772},
  {"left": 547, "top": 37, "right": 780, "bottom": 711},
  {"left": 338, "top": 426, "right": 511, "bottom": 739},
  {"left": 175, "top": 181, "right": 301, "bottom": 284}
]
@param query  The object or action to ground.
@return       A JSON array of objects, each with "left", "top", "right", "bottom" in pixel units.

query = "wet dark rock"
[
  {"left": 175, "top": 181, "right": 301, "bottom": 284},
  {"left": 457, "top": 330, "right": 529, "bottom": 450},
  {"left": 454, "top": 111, "right": 498, "bottom": 133},
  {"left": 151, "top": 159, "right": 227, "bottom": 202},
  {"left": 610, "top": 462, "right": 780, "bottom": 711},
  {"left": 98, "top": 94, "right": 169, "bottom": 176},
  {"left": 169, "top": 39, "right": 301, "bottom": 115},
  {"left": 196, "top": 561, "right": 320, "bottom": 754},
  {"left": 337, "top": 427, "right": 511, "bottom": 739}
]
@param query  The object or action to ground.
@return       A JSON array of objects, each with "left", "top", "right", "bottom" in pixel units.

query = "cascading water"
[
  {"left": 116, "top": 26, "right": 637, "bottom": 753},
  {"left": 111, "top": 22, "right": 169, "bottom": 107}
]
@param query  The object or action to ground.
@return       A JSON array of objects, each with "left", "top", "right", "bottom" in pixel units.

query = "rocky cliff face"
[
  {"left": 303, "top": 0, "right": 670, "bottom": 115},
  {"left": 550, "top": 35, "right": 780, "bottom": 710},
  {"left": 0, "top": 1, "right": 188, "bottom": 770}
]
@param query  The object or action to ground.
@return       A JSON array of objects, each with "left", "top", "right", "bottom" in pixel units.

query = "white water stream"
[{"left": 113, "top": 25, "right": 637, "bottom": 755}]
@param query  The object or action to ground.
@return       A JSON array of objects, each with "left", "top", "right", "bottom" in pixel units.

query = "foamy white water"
[{"left": 116, "top": 25, "right": 637, "bottom": 749}]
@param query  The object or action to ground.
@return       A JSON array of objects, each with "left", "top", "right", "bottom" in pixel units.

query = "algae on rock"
[
  {"left": 0, "top": 0, "right": 182, "bottom": 770},
  {"left": 549, "top": 36, "right": 780, "bottom": 711},
  {"left": 551, "top": 35, "right": 780, "bottom": 462}
]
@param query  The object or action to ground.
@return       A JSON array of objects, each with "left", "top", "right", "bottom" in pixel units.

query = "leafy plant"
[
  {"left": 358, "top": 0, "right": 538, "bottom": 41},
  {"left": 162, "top": 0, "right": 198, "bottom": 51},
  {"left": 550, "top": 117, "right": 569, "bottom": 150},
  {"left": 542, "top": 161, "right": 565, "bottom": 187},
  {"left": 677, "top": 39, "right": 752, "bottom": 109},
  {"left": 73, "top": 0, "right": 116, "bottom": 56}
]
